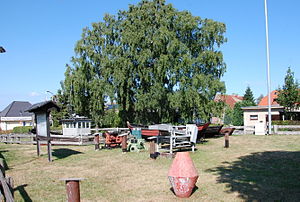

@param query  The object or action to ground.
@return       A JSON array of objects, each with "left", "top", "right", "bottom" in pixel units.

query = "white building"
[
  {"left": 0, "top": 101, "right": 33, "bottom": 131},
  {"left": 61, "top": 116, "right": 92, "bottom": 136},
  {"left": 242, "top": 105, "right": 284, "bottom": 134}
]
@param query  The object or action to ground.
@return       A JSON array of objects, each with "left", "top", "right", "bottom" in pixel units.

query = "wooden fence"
[
  {"left": 230, "top": 125, "right": 300, "bottom": 135},
  {"left": 273, "top": 125, "right": 300, "bottom": 135},
  {"left": 230, "top": 126, "right": 255, "bottom": 135},
  {"left": 0, "top": 134, "right": 95, "bottom": 145},
  {"left": 0, "top": 134, "right": 35, "bottom": 144},
  {"left": 0, "top": 157, "right": 14, "bottom": 202}
]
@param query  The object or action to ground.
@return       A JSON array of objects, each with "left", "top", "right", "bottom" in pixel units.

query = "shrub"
[
  {"left": 12, "top": 126, "right": 33, "bottom": 134},
  {"left": 272, "top": 120, "right": 300, "bottom": 125},
  {"left": 50, "top": 126, "right": 62, "bottom": 131}
]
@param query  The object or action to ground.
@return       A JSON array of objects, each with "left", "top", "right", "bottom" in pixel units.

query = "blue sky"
[{"left": 1, "top": 0, "right": 300, "bottom": 110}]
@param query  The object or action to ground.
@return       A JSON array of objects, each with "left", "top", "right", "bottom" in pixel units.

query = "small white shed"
[
  {"left": 61, "top": 117, "right": 92, "bottom": 136},
  {"left": 242, "top": 105, "right": 284, "bottom": 135}
]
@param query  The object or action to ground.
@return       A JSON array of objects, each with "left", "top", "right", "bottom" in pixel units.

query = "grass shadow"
[
  {"left": 14, "top": 184, "right": 32, "bottom": 202},
  {"left": 206, "top": 151, "right": 300, "bottom": 201},
  {"left": 52, "top": 148, "right": 82, "bottom": 160},
  {"left": 0, "top": 150, "right": 9, "bottom": 170}
]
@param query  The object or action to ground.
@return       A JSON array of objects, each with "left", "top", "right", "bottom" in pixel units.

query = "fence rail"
[
  {"left": 273, "top": 125, "right": 300, "bottom": 135},
  {"left": 0, "top": 157, "right": 14, "bottom": 202},
  {"left": 0, "top": 134, "right": 95, "bottom": 145},
  {"left": 0, "top": 134, "right": 35, "bottom": 144},
  {"left": 229, "top": 126, "right": 255, "bottom": 135}
]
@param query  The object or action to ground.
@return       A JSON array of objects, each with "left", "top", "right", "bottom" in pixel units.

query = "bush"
[
  {"left": 12, "top": 126, "right": 33, "bottom": 134},
  {"left": 50, "top": 125, "right": 62, "bottom": 131},
  {"left": 272, "top": 120, "right": 300, "bottom": 125}
]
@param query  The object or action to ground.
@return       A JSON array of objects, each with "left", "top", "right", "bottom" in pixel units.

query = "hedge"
[
  {"left": 12, "top": 126, "right": 33, "bottom": 134},
  {"left": 272, "top": 120, "right": 300, "bottom": 125}
]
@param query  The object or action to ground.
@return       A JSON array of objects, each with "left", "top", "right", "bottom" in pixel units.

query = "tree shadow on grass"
[
  {"left": 52, "top": 148, "right": 82, "bottom": 160},
  {"left": 14, "top": 184, "right": 32, "bottom": 202},
  {"left": 0, "top": 150, "right": 9, "bottom": 170},
  {"left": 206, "top": 151, "right": 300, "bottom": 201}
]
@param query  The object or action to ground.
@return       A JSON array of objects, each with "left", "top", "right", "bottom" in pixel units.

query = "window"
[
  {"left": 250, "top": 115, "right": 258, "bottom": 120},
  {"left": 78, "top": 122, "right": 81, "bottom": 128},
  {"left": 86, "top": 122, "right": 90, "bottom": 128},
  {"left": 82, "top": 122, "right": 86, "bottom": 128}
]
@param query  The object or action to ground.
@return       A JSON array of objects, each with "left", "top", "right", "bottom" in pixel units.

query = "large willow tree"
[{"left": 60, "top": 0, "right": 227, "bottom": 126}]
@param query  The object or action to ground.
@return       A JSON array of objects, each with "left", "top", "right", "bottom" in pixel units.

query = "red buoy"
[{"left": 168, "top": 152, "right": 198, "bottom": 198}]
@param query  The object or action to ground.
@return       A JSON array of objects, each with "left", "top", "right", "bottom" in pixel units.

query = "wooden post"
[
  {"left": 149, "top": 141, "right": 156, "bottom": 159},
  {"left": 121, "top": 135, "right": 127, "bottom": 152},
  {"left": 36, "top": 136, "right": 41, "bottom": 156},
  {"left": 94, "top": 134, "right": 100, "bottom": 150},
  {"left": 6, "top": 176, "right": 14, "bottom": 198},
  {"left": 35, "top": 116, "right": 41, "bottom": 156},
  {"left": 60, "top": 178, "right": 83, "bottom": 202},
  {"left": 0, "top": 158, "right": 5, "bottom": 177},
  {"left": 46, "top": 112, "right": 52, "bottom": 162},
  {"left": 273, "top": 125, "right": 278, "bottom": 134},
  {"left": 224, "top": 133, "right": 229, "bottom": 148},
  {"left": 169, "top": 135, "right": 173, "bottom": 154}
]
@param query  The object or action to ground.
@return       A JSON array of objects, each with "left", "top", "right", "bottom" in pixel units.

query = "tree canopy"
[
  {"left": 277, "top": 67, "right": 300, "bottom": 117},
  {"left": 231, "top": 100, "right": 253, "bottom": 126},
  {"left": 59, "top": 0, "right": 227, "bottom": 126}
]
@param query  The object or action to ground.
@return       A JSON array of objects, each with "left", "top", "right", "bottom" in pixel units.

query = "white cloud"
[{"left": 29, "top": 92, "right": 40, "bottom": 97}]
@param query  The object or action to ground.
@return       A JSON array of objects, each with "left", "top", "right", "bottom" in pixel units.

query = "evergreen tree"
[
  {"left": 232, "top": 100, "right": 253, "bottom": 126},
  {"left": 277, "top": 67, "right": 300, "bottom": 119},
  {"left": 243, "top": 86, "right": 255, "bottom": 105}
]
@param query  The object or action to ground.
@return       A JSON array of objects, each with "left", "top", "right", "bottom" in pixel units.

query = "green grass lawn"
[{"left": 1, "top": 135, "right": 300, "bottom": 201}]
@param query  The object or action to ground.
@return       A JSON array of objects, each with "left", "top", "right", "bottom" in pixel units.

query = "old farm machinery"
[{"left": 127, "top": 122, "right": 207, "bottom": 154}]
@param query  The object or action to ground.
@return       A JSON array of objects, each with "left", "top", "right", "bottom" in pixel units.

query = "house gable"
[{"left": 0, "top": 101, "right": 33, "bottom": 117}]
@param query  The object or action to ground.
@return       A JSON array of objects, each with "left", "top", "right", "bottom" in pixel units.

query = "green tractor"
[{"left": 127, "top": 128, "right": 145, "bottom": 152}]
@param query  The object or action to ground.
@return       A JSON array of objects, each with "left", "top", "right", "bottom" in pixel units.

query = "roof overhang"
[
  {"left": 27, "top": 100, "right": 60, "bottom": 113},
  {"left": 0, "top": 116, "right": 33, "bottom": 121},
  {"left": 241, "top": 105, "right": 284, "bottom": 111}
]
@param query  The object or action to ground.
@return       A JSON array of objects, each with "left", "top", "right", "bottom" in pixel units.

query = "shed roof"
[
  {"left": 0, "top": 101, "right": 33, "bottom": 117},
  {"left": 61, "top": 117, "right": 92, "bottom": 122},
  {"left": 27, "top": 100, "right": 60, "bottom": 113},
  {"left": 241, "top": 105, "right": 284, "bottom": 110}
]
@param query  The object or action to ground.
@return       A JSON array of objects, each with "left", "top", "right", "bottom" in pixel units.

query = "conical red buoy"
[{"left": 168, "top": 152, "right": 198, "bottom": 198}]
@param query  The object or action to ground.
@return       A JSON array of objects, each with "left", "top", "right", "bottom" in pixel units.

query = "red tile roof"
[
  {"left": 215, "top": 94, "right": 243, "bottom": 109},
  {"left": 258, "top": 90, "right": 279, "bottom": 106}
]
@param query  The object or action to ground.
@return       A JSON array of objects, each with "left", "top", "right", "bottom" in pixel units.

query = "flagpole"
[{"left": 264, "top": 0, "right": 272, "bottom": 134}]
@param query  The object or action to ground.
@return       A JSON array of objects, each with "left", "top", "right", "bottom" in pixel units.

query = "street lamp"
[
  {"left": 46, "top": 90, "right": 57, "bottom": 102},
  {"left": 264, "top": 0, "right": 272, "bottom": 134},
  {"left": 0, "top": 46, "right": 6, "bottom": 53}
]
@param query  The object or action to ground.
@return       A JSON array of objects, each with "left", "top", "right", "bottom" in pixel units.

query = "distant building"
[
  {"left": 214, "top": 94, "right": 244, "bottom": 109},
  {"left": 0, "top": 101, "right": 33, "bottom": 131},
  {"left": 258, "top": 90, "right": 279, "bottom": 106},
  {"left": 61, "top": 116, "right": 92, "bottom": 136},
  {"left": 211, "top": 94, "right": 244, "bottom": 124},
  {"left": 242, "top": 90, "right": 299, "bottom": 135}
]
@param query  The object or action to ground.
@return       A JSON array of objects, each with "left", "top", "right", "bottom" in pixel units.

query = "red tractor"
[{"left": 102, "top": 132, "right": 123, "bottom": 148}]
